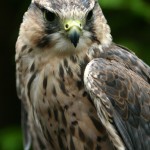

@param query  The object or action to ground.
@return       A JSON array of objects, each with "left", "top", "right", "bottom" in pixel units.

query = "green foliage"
[
  {"left": 99, "top": 0, "right": 150, "bottom": 21},
  {"left": 0, "top": 127, "right": 23, "bottom": 150},
  {"left": 98, "top": 0, "right": 150, "bottom": 65}
]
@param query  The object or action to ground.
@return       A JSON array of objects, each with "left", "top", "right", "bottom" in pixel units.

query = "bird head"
[{"left": 17, "top": 0, "right": 112, "bottom": 56}]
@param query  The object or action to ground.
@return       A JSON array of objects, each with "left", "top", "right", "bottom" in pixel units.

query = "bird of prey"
[{"left": 15, "top": 0, "right": 150, "bottom": 149}]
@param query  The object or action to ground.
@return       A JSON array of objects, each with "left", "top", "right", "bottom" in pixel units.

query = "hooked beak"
[{"left": 64, "top": 20, "right": 82, "bottom": 47}]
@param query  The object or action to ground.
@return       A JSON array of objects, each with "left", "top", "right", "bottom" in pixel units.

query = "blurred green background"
[{"left": 0, "top": 0, "right": 149, "bottom": 149}]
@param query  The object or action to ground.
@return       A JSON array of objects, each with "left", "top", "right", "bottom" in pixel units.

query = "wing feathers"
[{"left": 84, "top": 57, "right": 150, "bottom": 150}]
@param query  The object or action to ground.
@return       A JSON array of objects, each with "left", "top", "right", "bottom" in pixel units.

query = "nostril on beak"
[
  {"left": 65, "top": 24, "right": 69, "bottom": 30},
  {"left": 65, "top": 24, "right": 69, "bottom": 28}
]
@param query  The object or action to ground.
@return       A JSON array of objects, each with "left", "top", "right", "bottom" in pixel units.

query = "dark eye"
[
  {"left": 44, "top": 10, "right": 56, "bottom": 22},
  {"left": 87, "top": 10, "right": 93, "bottom": 21}
]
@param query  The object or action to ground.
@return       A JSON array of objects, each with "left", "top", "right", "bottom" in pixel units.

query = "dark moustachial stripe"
[
  {"left": 85, "top": 12, "right": 101, "bottom": 44},
  {"left": 37, "top": 36, "right": 51, "bottom": 48},
  {"left": 70, "top": 135, "right": 75, "bottom": 150},
  {"left": 27, "top": 73, "right": 36, "bottom": 101}
]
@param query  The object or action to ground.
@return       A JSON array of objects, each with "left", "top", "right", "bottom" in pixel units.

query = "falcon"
[{"left": 15, "top": 0, "right": 150, "bottom": 149}]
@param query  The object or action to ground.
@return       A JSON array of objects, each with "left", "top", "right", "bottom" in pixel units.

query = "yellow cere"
[{"left": 64, "top": 20, "right": 83, "bottom": 31}]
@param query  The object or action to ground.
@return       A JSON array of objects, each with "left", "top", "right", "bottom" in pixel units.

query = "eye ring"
[
  {"left": 44, "top": 9, "right": 56, "bottom": 22},
  {"left": 87, "top": 10, "right": 93, "bottom": 21}
]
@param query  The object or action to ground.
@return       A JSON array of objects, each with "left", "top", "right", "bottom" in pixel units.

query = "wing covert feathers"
[{"left": 84, "top": 46, "right": 150, "bottom": 150}]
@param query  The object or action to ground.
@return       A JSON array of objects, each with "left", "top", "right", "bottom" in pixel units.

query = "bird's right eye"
[
  {"left": 86, "top": 10, "right": 93, "bottom": 21},
  {"left": 43, "top": 10, "right": 56, "bottom": 22}
]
